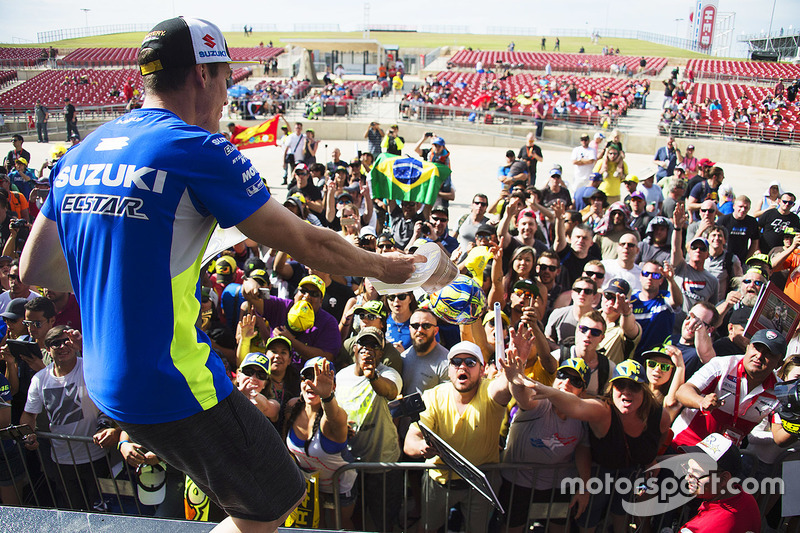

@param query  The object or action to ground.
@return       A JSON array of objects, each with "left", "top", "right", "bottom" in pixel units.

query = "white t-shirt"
[
  {"left": 284, "top": 132, "right": 306, "bottom": 162},
  {"left": 570, "top": 145, "right": 598, "bottom": 191},
  {"left": 25, "top": 357, "right": 107, "bottom": 465},
  {"left": 601, "top": 260, "right": 643, "bottom": 294},
  {"left": 0, "top": 289, "right": 41, "bottom": 314}
]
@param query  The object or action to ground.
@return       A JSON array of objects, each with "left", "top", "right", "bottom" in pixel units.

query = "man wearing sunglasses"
[
  {"left": 336, "top": 327, "right": 404, "bottom": 530},
  {"left": 286, "top": 163, "right": 323, "bottom": 216},
  {"left": 631, "top": 260, "right": 683, "bottom": 360},
  {"left": 551, "top": 310, "right": 615, "bottom": 396},
  {"left": 261, "top": 275, "right": 342, "bottom": 364},
  {"left": 454, "top": 194, "right": 490, "bottom": 247},
  {"left": 0, "top": 263, "right": 40, "bottom": 314},
  {"left": 758, "top": 192, "right": 800, "bottom": 253},
  {"left": 400, "top": 308, "right": 449, "bottom": 398},
  {"left": 598, "top": 278, "right": 641, "bottom": 364},
  {"left": 546, "top": 277, "right": 599, "bottom": 349},
  {"left": 671, "top": 202, "right": 719, "bottom": 323},
  {"left": 685, "top": 199, "right": 717, "bottom": 244},
  {"left": 21, "top": 325, "right": 118, "bottom": 511},
  {"left": 404, "top": 340, "right": 514, "bottom": 533},
  {"left": 601, "top": 232, "right": 643, "bottom": 294}
]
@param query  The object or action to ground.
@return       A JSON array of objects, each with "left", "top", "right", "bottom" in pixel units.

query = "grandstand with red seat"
[
  {"left": 0, "top": 47, "right": 48, "bottom": 68},
  {"left": 448, "top": 50, "right": 668, "bottom": 76},
  {"left": 686, "top": 59, "right": 800, "bottom": 82}
]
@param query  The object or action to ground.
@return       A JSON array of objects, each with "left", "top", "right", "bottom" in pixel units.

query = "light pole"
[
  {"left": 674, "top": 18, "right": 685, "bottom": 39},
  {"left": 80, "top": 8, "right": 90, "bottom": 29}
]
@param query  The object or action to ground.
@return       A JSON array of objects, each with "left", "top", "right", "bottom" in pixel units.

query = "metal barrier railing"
[
  {"left": 330, "top": 461, "right": 696, "bottom": 533},
  {"left": 0, "top": 431, "right": 144, "bottom": 515},
  {"left": 2, "top": 430, "right": 795, "bottom": 532},
  {"left": 658, "top": 119, "right": 800, "bottom": 146}
]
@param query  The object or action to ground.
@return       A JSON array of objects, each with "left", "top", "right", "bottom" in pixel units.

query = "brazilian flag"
[{"left": 369, "top": 153, "right": 450, "bottom": 205}]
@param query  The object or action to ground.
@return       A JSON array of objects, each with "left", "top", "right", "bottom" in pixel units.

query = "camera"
[
  {"left": 421, "top": 224, "right": 431, "bottom": 235},
  {"left": 10, "top": 219, "right": 26, "bottom": 229},
  {"left": 775, "top": 378, "right": 800, "bottom": 434},
  {"left": 388, "top": 392, "right": 426, "bottom": 420},
  {"left": 425, "top": 132, "right": 434, "bottom": 138}
]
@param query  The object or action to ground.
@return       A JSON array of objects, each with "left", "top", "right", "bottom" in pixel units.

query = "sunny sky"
[{"left": 2, "top": 0, "right": 798, "bottom": 45}]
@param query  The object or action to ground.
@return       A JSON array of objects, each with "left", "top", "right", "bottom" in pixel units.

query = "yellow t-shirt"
[
  {"left": 419, "top": 379, "right": 506, "bottom": 483},
  {"left": 594, "top": 160, "right": 628, "bottom": 198}
]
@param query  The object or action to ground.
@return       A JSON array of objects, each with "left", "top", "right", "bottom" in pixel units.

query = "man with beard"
[
  {"left": 715, "top": 270, "right": 766, "bottom": 331},
  {"left": 536, "top": 250, "right": 564, "bottom": 317},
  {"left": 636, "top": 217, "right": 672, "bottom": 264},
  {"left": 673, "top": 328, "right": 785, "bottom": 447},
  {"left": 404, "top": 340, "right": 515, "bottom": 533},
  {"left": 593, "top": 202, "right": 637, "bottom": 260},
  {"left": 557, "top": 224, "right": 602, "bottom": 289},
  {"left": 400, "top": 308, "right": 449, "bottom": 397},
  {"left": 717, "top": 195, "right": 760, "bottom": 263},
  {"left": 631, "top": 260, "right": 682, "bottom": 360}
]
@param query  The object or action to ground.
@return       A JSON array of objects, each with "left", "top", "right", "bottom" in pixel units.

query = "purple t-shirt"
[{"left": 262, "top": 296, "right": 342, "bottom": 364}]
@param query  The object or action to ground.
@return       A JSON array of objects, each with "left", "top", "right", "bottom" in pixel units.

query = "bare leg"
[{"left": 210, "top": 491, "right": 306, "bottom": 533}]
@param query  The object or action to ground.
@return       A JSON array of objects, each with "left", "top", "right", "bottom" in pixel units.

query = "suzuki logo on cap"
[{"left": 202, "top": 34, "right": 216, "bottom": 48}]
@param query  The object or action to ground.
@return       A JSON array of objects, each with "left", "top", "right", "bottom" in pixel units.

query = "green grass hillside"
[{"left": 4, "top": 31, "right": 711, "bottom": 59}]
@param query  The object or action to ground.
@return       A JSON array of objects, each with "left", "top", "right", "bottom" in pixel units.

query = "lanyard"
[{"left": 732, "top": 359, "right": 762, "bottom": 426}]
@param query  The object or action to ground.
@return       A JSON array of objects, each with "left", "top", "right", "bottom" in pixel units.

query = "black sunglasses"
[
  {"left": 387, "top": 294, "right": 409, "bottom": 301},
  {"left": 240, "top": 366, "right": 268, "bottom": 380},
  {"left": 450, "top": 357, "right": 479, "bottom": 368},
  {"left": 573, "top": 287, "right": 596, "bottom": 295},
  {"left": 584, "top": 270, "right": 605, "bottom": 279},
  {"left": 577, "top": 324, "right": 603, "bottom": 337},
  {"left": 47, "top": 337, "right": 68, "bottom": 349},
  {"left": 537, "top": 264, "right": 559, "bottom": 272},
  {"left": 690, "top": 243, "right": 708, "bottom": 252},
  {"left": 357, "top": 312, "right": 381, "bottom": 321},
  {"left": 556, "top": 369, "right": 585, "bottom": 388},
  {"left": 410, "top": 322, "right": 435, "bottom": 330},
  {"left": 298, "top": 286, "right": 322, "bottom": 298}
]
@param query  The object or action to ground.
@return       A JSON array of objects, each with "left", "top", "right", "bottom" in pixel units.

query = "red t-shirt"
[{"left": 680, "top": 489, "right": 761, "bottom": 533}]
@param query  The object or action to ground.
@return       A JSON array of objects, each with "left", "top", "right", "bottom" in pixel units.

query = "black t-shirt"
[
  {"left": 712, "top": 337, "right": 743, "bottom": 357},
  {"left": 502, "top": 236, "right": 549, "bottom": 273},
  {"left": 541, "top": 187, "right": 573, "bottom": 208},
  {"left": 758, "top": 209, "right": 800, "bottom": 252},
  {"left": 718, "top": 213, "right": 760, "bottom": 262},
  {"left": 287, "top": 181, "right": 323, "bottom": 203},
  {"left": 390, "top": 205, "right": 424, "bottom": 249},
  {"left": 557, "top": 243, "right": 602, "bottom": 289},
  {"left": 321, "top": 281, "right": 355, "bottom": 323},
  {"left": 517, "top": 144, "right": 543, "bottom": 183}
]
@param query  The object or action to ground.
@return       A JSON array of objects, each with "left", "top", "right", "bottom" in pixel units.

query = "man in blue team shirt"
[
  {"left": 20, "top": 17, "right": 417, "bottom": 533},
  {"left": 630, "top": 260, "right": 683, "bottom": 361}
]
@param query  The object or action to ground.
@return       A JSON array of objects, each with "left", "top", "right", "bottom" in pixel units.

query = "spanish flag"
[
  {"left": 232, "top": 115, "right": 280, "bottom": 150},
  {"left": 369, "top": 153, "right": 450, "bottom": 205}
]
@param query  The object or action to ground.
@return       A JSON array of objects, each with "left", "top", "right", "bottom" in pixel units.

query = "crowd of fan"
[{"left": 1, "top": 119, "right": 800, "bottom": 533}]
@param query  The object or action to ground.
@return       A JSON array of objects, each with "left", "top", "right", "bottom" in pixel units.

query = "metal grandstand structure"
[{"left": 738, "top": 29, "right": 800, "bottom": 62}]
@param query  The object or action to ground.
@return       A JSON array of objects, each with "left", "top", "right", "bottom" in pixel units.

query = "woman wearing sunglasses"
[
  {"left": 236, "top": 352, "right": 280, "bottom": 422},
  {"left": 499, "top": 357, "right": 593, "bottom": 533},
  {"left": 507, "top": 359, "right": 669, "bottom": 533},
  {"left": 642, "top": 345, "right": 685, "bottom": 422},
  {"left": 385, "top": 292, "right": 417, "bottom": 352},
  {"left": 285, "top": 357, "right": 356, "bottom": 529}
]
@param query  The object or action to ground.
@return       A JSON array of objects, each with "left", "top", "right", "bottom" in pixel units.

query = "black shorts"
[{"left": 118, "top": 389, "right": 306, "bottom": 522}]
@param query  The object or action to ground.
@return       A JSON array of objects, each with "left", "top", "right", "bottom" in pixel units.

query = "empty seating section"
[
  {"left": 686, "top": 59, "right": 800, "bottom": 82},
  {"left": 0, "top": 48, "right": 48, "bottom": 67},
  {"left": 61, "top": 48, "right": 138, "bottom": 67},
  {"left": 0, "top": 70, "right": 17, "bottom": 87},
  {"left": 0, "top": 69, "right": 143, "bottom": 113},
  {"left": 449, "top": 50, "right": 668, "bottom": 75},
  {"left": 60, "top": 47, "right": 282, "bottom": 67},
  {"left": 425, "top": 71, "right": 641, "bottom": 125},
  {"left": 232, "top": 67, "right": 253, "bottom": 84},
  {"left": 230, "top": 47, "right": 283, "bottom": 61},
  {"left": 685, "top": 83, "right": 799, "bottom": 142}
]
